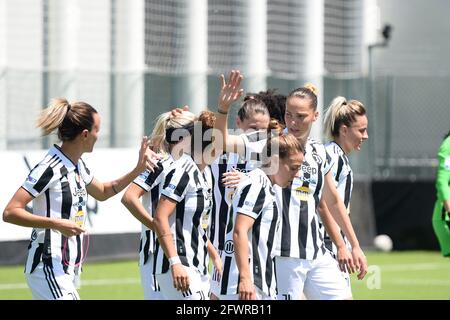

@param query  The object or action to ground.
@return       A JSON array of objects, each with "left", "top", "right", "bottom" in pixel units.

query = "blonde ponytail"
[
  {"left": 36, "top": 98, "right": 70, "bottom": 136},
  {"left": 323, "top": 96, "right": 366, "bottom": 139},
  {"left": 149, "top": 112, "right": 172, "bottom": 155}
]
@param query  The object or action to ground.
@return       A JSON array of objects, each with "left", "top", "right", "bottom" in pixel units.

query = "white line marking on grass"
[
  {"left": 390, "top": 279, "right": 450, "bottom": 286},
  {"left": 0, "top": 278, "right": 140, "bottom": 290},
  {"left": 378, "top": 263, "right": 447, "bottom": 271},
  {"left": 80, "top": 278, "right": 140, "bottom": 286},
  {"left": 0, "top": 283, "right": 28, "bottom": 290}
]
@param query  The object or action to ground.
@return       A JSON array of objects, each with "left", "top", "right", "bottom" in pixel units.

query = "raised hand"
[
  {"left": 136, "top": 136, "right": 161, "bottom": 173},
  {"left": 170, "top": 105, "right": 189, "bottom": 119},
  {"left": 218, "top": 70, "right": 244, "bottom": 113}
]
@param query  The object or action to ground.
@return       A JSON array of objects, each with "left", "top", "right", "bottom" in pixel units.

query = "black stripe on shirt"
[
  {"left": 252, "top": 187, "right": 266, "bottom": 215},
  {"left": 60, "top": 166, "right": 72, "bottom": 273},
  {"left": 280, "top": 185, "right": 292, "bottom": 256},
  {"left": 174, "top": 172, "right": 190, "bottom": 199},
  {"left": 145, "top": 162, "right": 164, "bottom": 186},
  {"left": 311, "top": 216, "right": 319, "bottom": 259},
  {"left": 190, "top": 190, "right": 204, "bottom": 268},
  {"left": 265, "top": 202, "right": 278, "bottom": 291},
  {"left": 30, "top": 243, "right": 44, "bottom": 274},
  {"left": 175, "top": 199, "right": 189, "bottom": 266},
  {"left": 344, "top": 172, "right": 352, "bottom": 208},
  {"left": 335, "top": 156, "right": 344, "bottom": 183},
  {"left": 143, "top": 230, "right": 151, "bottom": 265},
  {"left": 252, "top": 214, "right": 263, "bottom": 291},
  {"left": 220, "top": 256, "right": 233, "bottom": 295},
  {"left": 42, "top": 189, "right": 52, "bottom": 266},
  {"left": 33, "top": 166, "right": 54, "bottom": 194}
]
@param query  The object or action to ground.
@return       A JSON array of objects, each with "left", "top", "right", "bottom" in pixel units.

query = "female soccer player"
[
  {"left": 213, "top": 71, "right": 367, "bottom": 300},
  {"left": 233, "top": 133, "right": 304, "bottom": 300},
  {"left": 432, "top": 130, "right": 450, "bottom": 257},
  {"left": 121, "top": 111, "right": 191, "bottom": 299},
  {"left": 3, "top": 98, "right": 154, "bottom": 300},
  {"left": 322, "top": 96, "right": 369, "bottom": 293},
  {"left": 152, "top": 111, "right": 220, "bottom": 300}
]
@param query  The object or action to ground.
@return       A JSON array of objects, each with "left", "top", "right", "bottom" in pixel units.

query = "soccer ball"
[{"left": 373, "top": 234, "right": 393, "bottom": 252}]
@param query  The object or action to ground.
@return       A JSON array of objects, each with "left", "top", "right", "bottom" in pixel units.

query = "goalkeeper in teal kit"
[{"left": 432, "top": 131, "right": 450, "bottom": 257}]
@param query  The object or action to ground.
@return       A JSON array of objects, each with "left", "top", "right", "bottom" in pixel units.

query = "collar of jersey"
[{"left": 50, "top": 144, "right": 78, "bottom": 171}]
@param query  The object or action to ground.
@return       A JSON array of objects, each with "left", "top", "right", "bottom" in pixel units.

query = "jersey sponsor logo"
[
  {"left": 301, "top": 164, "right": 317, "bottom": 175},
  {"left": 72, "top": 187, "right": 87, "bottom": 198},
  {"left": 224, "top": 240, "right": 235, "bottom": 254},
  {"left": 138, "top": 172, "right": 148, "bottom": 180},
  {"left": 300, "top": 175, "right": 317, "bottom": 184},
  {"left": 295, "top": 186, "right": 310, "bottom": 201},
  {"left": 73, "top": 210, "right": 85, "bottom": 227},
  {"left": 244, "top": 200, "right": 254, "bottom": 207},
  {"left": 26, "top": 176, "right": 37, "bottom": 183},
  {"left": 227, "top": 167, "right": 249, "bottom": 174},
  {"left": 168, "top": 183, "right": 176, "bottom": 190},
  {"left": 72, "top": 200, "right": 87, "bottom": 208}
]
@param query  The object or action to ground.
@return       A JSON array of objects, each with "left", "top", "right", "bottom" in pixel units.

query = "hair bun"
[
  {"left": 198, "top": 110, "right": 216, "bottom": 129},
  {"left": 303, "top": 83, "right": 318, "bottom": 96}
]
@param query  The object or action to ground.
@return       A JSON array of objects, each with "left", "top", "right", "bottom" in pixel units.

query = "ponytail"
[
  {"left": 323, "top": 96, "right": 366, "bottom": 140},
  {"left": 36, "top": 98, "right": 97, "bottom": 141},
  {"left": 36, "top": 98, "right": 71, "bottom": 136}
]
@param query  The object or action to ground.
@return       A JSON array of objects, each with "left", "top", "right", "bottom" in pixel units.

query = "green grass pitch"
[{"left": 0, "top": 251, "right": 448, "bottom": 300}]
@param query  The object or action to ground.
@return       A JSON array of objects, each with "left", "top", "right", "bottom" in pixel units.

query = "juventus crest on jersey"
[
  {"left": 274, "top": 139, "right": 332, "bottom": 260},
  {"left": 21, "top": 145, "right": 93, "bottom": 276},
  {"left": 153, "top": 153, "right": 212, "bottom": 276}
]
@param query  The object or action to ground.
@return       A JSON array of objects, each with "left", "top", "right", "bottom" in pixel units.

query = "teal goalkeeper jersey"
[{"left": 436, "top": 135, "right": 450, "bottom": 202}]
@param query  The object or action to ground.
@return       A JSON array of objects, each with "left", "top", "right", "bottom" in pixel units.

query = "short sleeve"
[
  {"left": 323, "top": 148, "right": 334, "bottom": 176},
  {"left": 233, "top": 181, "right": 266, "bottom": 220},
  {"left": 133, "top": 161, "right": 165, "bottom": 192},
  {"left": 22, "top": 162, "right": 57, "bottom": 198},
  {"left": 161, "top": 166, "right": 190, "bottom": 203},
  {"left": 79, "top": 159, "right": 94, "bottom": 185}
]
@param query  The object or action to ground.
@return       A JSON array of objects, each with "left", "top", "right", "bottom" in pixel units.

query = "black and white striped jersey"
[
  {"left": 218, "top": 168, "right": 279, "bottom": 298},
  {"left": 274, "top": 138, "right": 333, "bottom": 260},
  {"left": 133, "top": 155, "right": 174, "bottom": 266},
  {"left": 153, "top": 153, "right": 213, "bottom": 275},
  {"left": 21, "top": 145, "right": 93, "bottom": 275},
  {"left": 210, "top": 131, "right": 267, "bottom": 251},
  {"left": 323, "top": 141, "right": 353, "bottom": 256}
]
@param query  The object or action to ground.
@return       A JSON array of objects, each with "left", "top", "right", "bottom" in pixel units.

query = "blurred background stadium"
[{"left": 0, "top": 0, "right": 449, "bottom": 299}]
